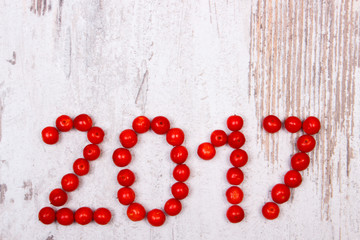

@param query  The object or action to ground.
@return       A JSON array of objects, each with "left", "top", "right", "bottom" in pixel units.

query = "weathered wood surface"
[{"left": 0, "top": 0, "right": 359, "bottom": 239}]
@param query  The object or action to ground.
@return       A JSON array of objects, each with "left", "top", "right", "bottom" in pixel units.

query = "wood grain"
[{"left": 0, "top": 0, "right": 359, "bottom": 239}]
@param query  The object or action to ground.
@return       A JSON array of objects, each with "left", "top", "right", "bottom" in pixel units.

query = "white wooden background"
[{"left": 1, "top": 0, "right": 360, "bottom": 239}]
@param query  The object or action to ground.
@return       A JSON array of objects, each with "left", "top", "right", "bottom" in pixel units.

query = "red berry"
[
  {"left": 171, "top": 182, "right": 189, "bottom": 200},
  {"left": 284, "top": 116, "right": 302, "bottom": 133},
  {"left": 297, "top": 135, "right": 316, "bottom": 152},
  {"left": 61, "top": 173, "right": 79, "bottom": 192},
  {"left": 164, "top": 198, "right": 182, "bottom": 216},
  {"left": 226, "top": 205, "right": 245, "bottom": 223},
  {"left": 291, "top": 152, "right": 310, "bottom": 171},
  {"left": 228, "top": 131, "right": 245, "bottom": 149},
  {"left": 166, "top": 128, "right": 185, "bottom": 146},
  {"left": 38, "top": 207, "right": 56, "bottom": 224},
  {"left": 56, "top": 115, "right": 73, "bottom": 132},
  {"left": 271, "top": 184, "right": 291, "bottom": 204},
  {"left": 210, "top": 130, "right": 227, "bottom": 147},
  {"left": 119, "top": 129, "right": 138, "bottom": 148},
  {"left": 173, "top": 164, "right": 190, "bottom": 182},
  {"left": 41, "top": 127, "right": 59, "bottom": 144},
  {"left": 303, "top": 116, "right": 321, "bottom": 135},
  {"left": 87, "top": 127, "right": 105, "bottom": 144},
  {"left": 226, "top": 167, "right": 244, "bottom": 185},
  {"left": 75, "top": 207, "right": 93, "bottom": 225},
  {"left": 263, "top": 115, "right": 281, "bottom": 133},
  {"left": 73, "top": 158, "right": 90, "bottom": 176},
  {"left": 94, "top": 208, "right": 112, "bottom": 225},
  {"left": 117, "top": 187, "right": 135, "bottom": 205},
  {"left": 83, "top": 144, "right": 101, "bottom": 161},
  {"left": 112, "top": 148, "right": 132, "bottom": 167},
  {"left": 151, "top": 116, "right": 170, "bottom": 134},
  {"left": 197, "top": 142, "right": 216, "bottom": 160},
  {"left": 56, "top": 208, "right": 74, "bottom": 225},
  {"left": 132, "top": 116, "right": 151, "bottom": 133},
  {"left": 117, "top": 169, "right": 135, "bottom": 187},
  {"left": 226, "top": 186, "right": 244, "bottom": 204},
  {"left": 147, "top": 209, "right": 166, "bottom": 227},
  {"left": 49, "top": 188, "right": 68, "bottom": 207},
  {"left": 73, "top": 114, "right": 92, "bottom": 132},
  {"left": 170, "top": 146, "right": 188, "bottom": 164},
  {"left": 227, "top": 115, "right": 244, "bottom": 131},
  {"left": 284, "top": 170, "right": 302, "bottom": 188},
  {"left": 229, "top": 149, "right": 248, "bottom": 167},
  {"left": 127, "top": 203, "right": 146, "bottom": 221},
  {"left": 262, "top": 202, "right": 280, "bottom": 220}
]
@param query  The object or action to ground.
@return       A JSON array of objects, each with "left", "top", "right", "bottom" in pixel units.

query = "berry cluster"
[
  {"left": 262, "top": 115, "right": 321, "bottom": 220},
  {"left": 197, "top": 115, "right": 248, "bottom": 223},
  {"left": 38, "top": 114, "right": 111, "bottom": 225},
  {"left": 113, "top": 116, "right": 190, "bottom": 227}
]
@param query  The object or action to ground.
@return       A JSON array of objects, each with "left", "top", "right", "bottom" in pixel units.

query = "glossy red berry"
[
  {"left": 210, "top": 130, "right": 227, "bottom": 147},
  {"left": 147, "top": 209, "right": 166, "bottom": 227},
  {"left": 73, "top": 114, "right": 92, "bottom": 132},
  {"left": 226, "top": 205, "right": 245, "bottom": 223},
  {"left": 56, "top": 208, "right": 74, "bottom": 225},
  {"left": 297, "top": 135, "right": 316, "bottom": 152},
  {"left": 284, "top": 170, "right": 302, "bottom": 188},
  {"left": 132, "top": 116, "right": 151, "bottom": 133},
  {"left": 226, "top": 167, "right": 244, "bottom": 185},
  {"left": 271, "top": 184, "right": 291, "bottom": 204},
  {"left": 171, "top": 182, "right": 189, "bottom": 200},
  {"left": 61, "top": 173, "right": 79, "bottom": 192},
  {"left": 229, "top": 149, "right": 248, "bottom": 167},
  {"left": 226, "top": 186, "right": 244, "bottom": 204},
  {"left": 87, "top": 127, "right": 105, "bottom": 144},
  {"left": 41, "top": 127, "right": 59, "bottom": 145},
  {"left": 117, "top": 169, "right": 135, "bottom": 187},
  {"left": 173, "top": 164, "right": 190, "bottom": 182},
  {"left": 83, "top": 144, "right": 101, "bottom": 161},
  {"left": 151, "top": 116, "right": 170, "bottom": 134},
  {"left": 166, "top": 128, "right": 185, "bottom": 146},
  {"left": 75, "top": 207, "right": 93, "bottom": 225},
  {"left": 119, "top": 129, "right": 138, "bottom": 148},
  {"left": 112, "top": 148, "right": 132, "bottom": 167},
  {"left": 263, "top": 115, "right": 281, "bottom": 133},
  {"left": 291, "top": 152, "right": 310, "bottom": 171},
  {"left": 127, "top": 203, "right": 146, "bottom": 221},
  {"left": 38, "top": 207, "right": 56, "bottom": 224},
  {"left": 284, "top": 116, "right": 302, "bottom": 133},
  {"left": 228, "top": 131, "right": 245, "bottom": 149},
  {"left": 197, "top": 143, "right": 216, "bottom": 160},
  {"left": 164, "top": 198, "right": 182, "bottom": 216},
  {"left": 170, "top": 146, "right": 188, "bottom": 164},
  {"left": 94, "top": 208, "right": 112, "bottom": 225},
  {"left": 49, "top": 188, "right": 68, "bottom": 207},
  {"left": 227, "top": 115, "right": 244, "bottom": 131},
  {"left": 303, "top": 116, "right": 321, "bottom": 135},
  {"left": 262, "top": 202, "right": 280, "bottom": 220},
  {"left": 73, "top": 158, "right": 90, "bottom": 176},
  {"left": 117, "top": 187, "right": 135, "bottom": 205},
  {"left": 55, "top": 115, "right": 73, "bottom": 132}
]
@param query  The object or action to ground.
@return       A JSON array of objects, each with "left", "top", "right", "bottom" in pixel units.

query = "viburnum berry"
[
  {"left": 132, "top": 116, "right": 151, "bottom": 133},
  {"left": 303, "top": 116, "right": 321, "bottom": 135},
  {"left": 41, "top": 127, "right": 59, "bottom": 145},
  {"left": 210, "top": 130, "right": 227, "bottom": 147},
  {"left": 151, "top": 116, "right": 170, "bottom": 134},
  {"left": 119, "top": 129, "right": 138, "bottom": 148},
  {"left": 73, "top": 114, "right": 92, "bottom": 132},
  {"left": 228, "top": 131, "right": 245, "bottom": 149},
  {"left": 38, "top": 207, "right": 56, "bottom": 224},
  {"left": 56, "top": 115, "right": 73, "bottom": 132},
  {"left": 284, "top": 116, "right": 302, "bottom": 133},
  {"left": 87, "top": 127, "right": 105, "bottom": 144},
  {"left": 226, "top": 205, "right": 245, "bottom": 223},
  {"left": 262, "top": 202, "right": 280, "bottom": 220},
  {"left": 297, "top": 135, "right": 316, "bottom": 152},
  {"left": 197, "top": 142, "right": 216, "bottom": 160},
  {"left": 263, "top": 115, "right": 281, "bottom": 133},
  {"left": 271, "top": 184, "right": 291, "bottom": 204},
  {"left": 227, "top": 115, "right": 244, "bottom": 131}
]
